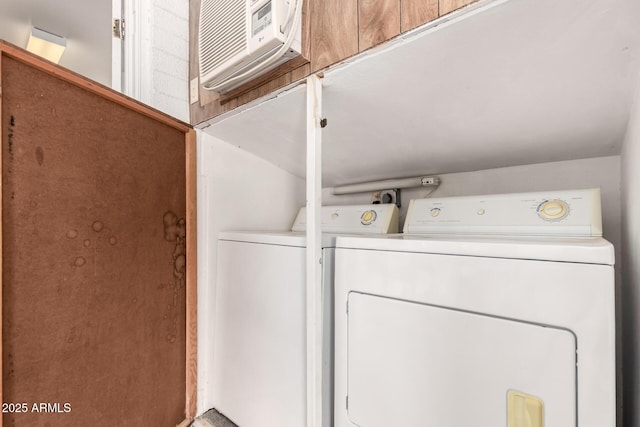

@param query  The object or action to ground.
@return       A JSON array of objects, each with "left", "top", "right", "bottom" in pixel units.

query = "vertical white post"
[{"left": 306, "top": 74, "right": 323, "bottom": 427}]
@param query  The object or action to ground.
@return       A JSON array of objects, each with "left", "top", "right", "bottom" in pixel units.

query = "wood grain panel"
[
  {"left": 401, "top": 0, "right": 439, "bottom": 32},
  {"left": 185, "top": 130, "right": 198, "bottom": 420},
  {"left": 440, "top": 0, "right": 476, "bottom": 15},
  {"left": 302, "top": 0, "right": 312, "bottom": 59},
  {"left": 291, "top": 63, "right": 312, "bottom": 82},
  {"left": 237, "top": 73, "right": 293, "bottom": 106},
  {"left": 1, "top": 48, "right": 191, "bottom": 427},
  {"left": 0, "top": 44, "right": 4, "bottom": 422},
  {"left": 221, "top": 97, "right": 240, "bottom": 114},
  {"left": 309, "top": 0, "right": 359, "bottom": 72},
  {"left": 359, "top": 0, "right": 401, "bottom": 51},
  {"left": 219, "top": 56, "right": 309, "bottom": 104}
]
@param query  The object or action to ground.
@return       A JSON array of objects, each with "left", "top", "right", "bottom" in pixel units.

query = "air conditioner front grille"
[
  {"left": 199, "top": 0, "right": 247, "bottom": 77},
  {"left": 202, "top": 42, "right": 286, "bottom": 92}
]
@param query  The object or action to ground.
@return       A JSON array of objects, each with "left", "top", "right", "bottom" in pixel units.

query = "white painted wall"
[
  {"left": 150, "top": 0, "right": 189, "bottom": 121},
  {"left": 196, "top": 131, "right": 306, "bottom": 414},
  {"left": 621, "top": 75, "right": 640, "bottom": 427},
  {"left": 131, "top": 0, "right": 189, "bottom": 121}
]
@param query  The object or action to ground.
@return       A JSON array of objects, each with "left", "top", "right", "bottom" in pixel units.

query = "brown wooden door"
[{"left": 1, "top": 42, "right": 196, "bottom": 427}]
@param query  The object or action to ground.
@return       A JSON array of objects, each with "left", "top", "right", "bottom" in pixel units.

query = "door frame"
[{"left": 114, "top": 0, "right": 153, "bottom": 103}]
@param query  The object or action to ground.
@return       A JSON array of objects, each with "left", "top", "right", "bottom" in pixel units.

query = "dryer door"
[{"left": 346, "top": 292, "right": 576, "bottom": 427}]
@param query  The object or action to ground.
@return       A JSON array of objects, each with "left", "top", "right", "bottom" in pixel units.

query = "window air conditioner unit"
[{"left": 199, "top": 0, "right": 302, "bottom": 94}]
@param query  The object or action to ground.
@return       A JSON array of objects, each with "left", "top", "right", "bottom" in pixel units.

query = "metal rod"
[{"left": 332, "top": 176, "right": 440, "bottom": 195}]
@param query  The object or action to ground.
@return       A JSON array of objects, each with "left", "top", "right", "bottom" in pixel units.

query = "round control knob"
[
  {"left": 537, "top": 199, "right": 569, "bottom": 221},
  {"left": 331, "top": 213, "right": 339, "bottom": 220},
  {"left": 361, "top": 210, "right": 377, "bottom": 225},
  {"left": 430, "top": 208, "right": 441, "bottom": 217}
]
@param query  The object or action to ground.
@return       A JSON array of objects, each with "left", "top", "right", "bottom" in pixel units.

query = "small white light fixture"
[{"left": 26, "top": 27, "right": 67, "bottom": 64}]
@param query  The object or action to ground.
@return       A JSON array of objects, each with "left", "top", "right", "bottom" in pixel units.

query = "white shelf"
[{"left": 200, "top": 0, "right": 640, "bottom": 187}]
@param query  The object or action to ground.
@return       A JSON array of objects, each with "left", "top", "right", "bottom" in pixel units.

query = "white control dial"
[
  {"left": 361, "top": 210, "right": 377, "bottom": 225},
  {"left": 430, "top": 208, "right": 441, "bottom": 217},
  {"left": 537, "top": 199, "right": 570, "bottom": 221}
]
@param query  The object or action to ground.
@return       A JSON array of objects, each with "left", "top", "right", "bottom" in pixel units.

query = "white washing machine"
[
  {"left": 334, "top": 189, "right": 615, "bottom": 427},
  {"left": 212, "top": 204, "right": 399, "bottom": 427}
]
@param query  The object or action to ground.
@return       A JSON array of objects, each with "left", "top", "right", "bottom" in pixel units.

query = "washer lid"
[
  {"left": 336, "top": 234, "right": 614, "bottom": 265},
  {"left": 218, "top": 231, "right": 338, "bottom": 247}
]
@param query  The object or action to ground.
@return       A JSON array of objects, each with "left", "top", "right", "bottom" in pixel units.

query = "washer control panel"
[
  {"left": 292, "top": 204, "right": 399, "bottom": 234},
  {"left": 360, "top": 210, "right": 377, "bottom": 225},
  {"left": 404, "top": 188, "right": 602, "bottom": 236},
  {"left": 537, "top": 199, "right": 570, "bottom": 221}
]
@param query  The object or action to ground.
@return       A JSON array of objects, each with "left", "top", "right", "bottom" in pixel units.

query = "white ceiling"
[
  {"left": 0, "top": 0, "right": 112, "bottom": 86},
  {"left": 202, "top": 0, "right": 640, "bottom": 187}
]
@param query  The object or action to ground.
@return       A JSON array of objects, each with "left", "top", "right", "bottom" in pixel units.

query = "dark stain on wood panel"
[
  {"left": 440, "top": 0, "right": 476, "bottom": 16},
  {"left": 2, "top": 55, "right": 187, "bottom": 426},
  {"left": 401, "top": 0, "right": 439, "bottom": 32},
  {"left": 359, "top": 0, "right": 401, "bottom": 51},
  {"left": 309, "top": 0, "right": 359, "bottom": 72}
]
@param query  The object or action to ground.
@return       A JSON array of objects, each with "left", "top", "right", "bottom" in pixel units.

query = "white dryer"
[
  {"left": 334, "top": 189, "right": 615, "bottom": 427},
  {"left": 213, "top": 204, "right": 399, "bottom": 427}
]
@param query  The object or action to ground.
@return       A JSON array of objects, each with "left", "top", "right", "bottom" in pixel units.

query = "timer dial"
[
  {"left": 361, "top": 210, "right": 377, "bottom": 225},
  {"left": 537, "top": 199, "right": 569, "bottom": 221}
]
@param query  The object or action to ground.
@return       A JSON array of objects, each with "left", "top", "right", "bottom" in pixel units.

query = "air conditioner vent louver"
[
  {"left": 199, "top": 0, "right": 246, "bottom": 77},
  {"left": 199, "top": 0, "right": 302, "bottom": 93}
]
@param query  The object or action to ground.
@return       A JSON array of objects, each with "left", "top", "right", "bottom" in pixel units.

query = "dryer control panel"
[
  {"left": 292, "top": 204, "right": 399, "bottom": 234},
  {"left": 404, "top": 188, "right": 602, "bottom": 236}
]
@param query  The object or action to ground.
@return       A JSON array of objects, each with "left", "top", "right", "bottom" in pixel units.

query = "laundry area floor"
[{"left": 191, "top": 409, "right": 237, "bottom": 427}]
